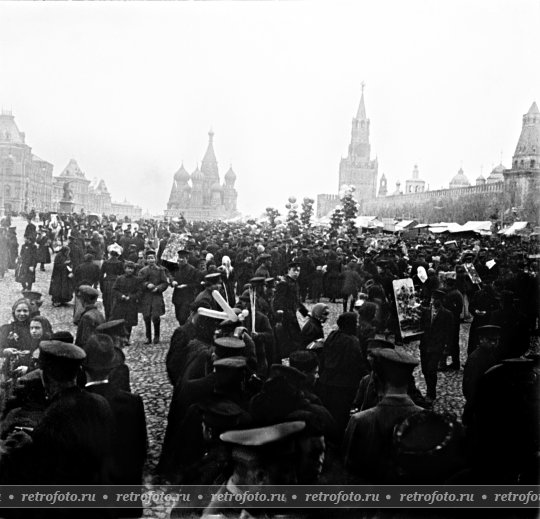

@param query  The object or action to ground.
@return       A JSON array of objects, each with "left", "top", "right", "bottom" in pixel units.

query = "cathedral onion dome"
[
  {"left": 211, "top": 182, "right": 223, "bottom": 192},
  {"left": 486, "top": 163, "right": 505, "bottom": 183},
  {"left": 224, "top": 166, "right": 237, "bottom": 182},
  {"left": 476, "top": 174, "right": 486, "bottom": 185},
  {"left": 191, "top": 167, "right": 203, "bottom": 182},
  {"left": 449, "top": 167, "right": 471, "bottom": 188},
  {"left": 174, "top": 164, "right": 190, "bottom": 183}
]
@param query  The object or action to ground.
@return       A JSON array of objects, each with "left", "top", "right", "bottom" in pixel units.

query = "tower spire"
[{"left": 356, "top": 81, "right": 367, "bottom": 120}]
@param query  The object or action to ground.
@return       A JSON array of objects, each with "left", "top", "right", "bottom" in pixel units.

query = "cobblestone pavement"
[
  {"left": 0, "top": 253, "right": 470, "bottom": 519},
  {"left": 0, "top": 262, "right": 470, "bottom": 472}
]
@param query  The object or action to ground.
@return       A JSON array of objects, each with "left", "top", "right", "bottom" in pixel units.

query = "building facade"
[
  {"left": 88, "top": 178, "right": 112, "bottom": 215},
  {"left": 0, "top": 110, "right": 53, "bottom": 213},
  {"left": 317, "top": 87, "right": 378, "bottom": 218},
  {"left": 338, "top": 85, "right": 378, "bottom": 203},
  {"left": 111, "top": 200, "right": 143, "bottom": 220},
  {"left": 52, "top": 160, "right": 141, "bottom": 219},
  {"left": 165, "top": 130, "right": 239, "bottom": 221},
  {"left": 52, "top": 159, "right": 91, "bottom": 213},
  {"left": 503, "top": 102, "right": 540, "bottom": 222},
  {"left": 405, "top": 165, "right": 426, "bottom": 194},
  {"left": 0, "top": 110, "right": 141, "bottom": 218},
  {"left": 319, "top": 98, "right": 540, "bottom": 224}
]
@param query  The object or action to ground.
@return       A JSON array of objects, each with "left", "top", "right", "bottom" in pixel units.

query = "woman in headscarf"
[
  {"left": 49, "top": 245, "right": 74, "bottom": 306},
  {"left": 300, "top": 303, "right": 330, "bottom": 348},
  {"left": 0, "top": 299, "right": 33, "bottom": 354},
  {"left": 218, "top": 255, "right": 236, "bottom": 306},
  {"left": 10, "top": 315, "right": 54, "bottom": 377},
  {"left": 29, "top": 316, "right": 52, "bottom": 351}
]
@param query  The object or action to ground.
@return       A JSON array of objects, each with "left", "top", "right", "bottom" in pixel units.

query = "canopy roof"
[{"left": 499, "top": 221, "right": 530, "bottom": 236}]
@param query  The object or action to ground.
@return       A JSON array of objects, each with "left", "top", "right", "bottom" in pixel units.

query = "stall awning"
[{"left": 499, "top": 221, "right": 530, "bottom": 236}]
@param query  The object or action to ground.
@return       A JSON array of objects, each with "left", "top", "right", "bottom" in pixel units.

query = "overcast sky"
[{"left": 0, "top": 0, "right": 539, "bottom": 216}]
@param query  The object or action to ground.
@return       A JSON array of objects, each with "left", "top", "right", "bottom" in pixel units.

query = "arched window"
[
  {"left": 5, "top": 185, "right": 11, "bottom": 198},
  {"left": 531, "top": 160, "right": 536, "bottom": 168}
]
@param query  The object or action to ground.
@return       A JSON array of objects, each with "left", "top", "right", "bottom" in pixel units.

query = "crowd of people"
[{"left": 0, "top": 210, "right": 538, "bottom": 518}]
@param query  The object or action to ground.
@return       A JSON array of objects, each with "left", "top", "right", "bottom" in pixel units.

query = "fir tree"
[
  {"left": 300, "top": 197, "right": 315, "bottom": 231},
  {"left": 329, "top": 205, "right": 344, "bottom": 238},
  {"left": 341, "top": 185, "right": 359, "bottom": 241}
]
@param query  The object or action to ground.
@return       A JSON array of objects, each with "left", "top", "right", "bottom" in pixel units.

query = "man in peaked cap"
[
  {"left": 296, "top": 247, "right": 316, "bottom": 302},
  {"left": 191, "top": 271, "right": 223, "bottom": 313},
  {"left": 196, "top": 421, "right": 306, "bottom": 518},
  {"left": 51, "top": 331, "right": 74, "bottom": 343},
  {"left": 462, "top": 325, "right": 503, "bottom": 425},
  {"left": 38, "top": 340, "right": 86, "bottom": 385},
  {"left": 253, "top": 253, "right": 272, "bottom": 279},
  {"left": 248, "top": 275, "right": 277, "bottom": 325},
  {"left": 213, "top": 334, "right": 267, "bottom": 381},
  {"left": 214, "top": 336, "right": 247, "bottom": 360},
  {"left": 419, "top": 288, "right": 454, "bottom": 404},
  {"left": 177, "top": 395, "right": 253, "bottom": 485},
  {"left": 166, "top": 311, "right": 212, "bottom": 386},
  {"left": 0, "top": 339, "right": 84, "bottom": 428},
  {"left": 465, "top": 356, "right": 540, "bottom": 483},
  {"left": 441, "top": 277, "right": 464, "bottom": 370},
  {"left": 467, "top": 278, "right": 500, "bottom": 356},
  {"left": 82, "top": 334, "right": 147, "bottom": 489},
  {"left": 392, "top": 410, "right": 466, "bottom": 484},
  {"left": 273, "top": 261, "right": 309, "bottom": 359},
  {"left": 75, "top": 285, "right": 105, "bottom": 349},
  {"left": 171, "top": 249, "right": 200, "bottom": 325},
  {"left": 22, "top": 290, "right": 43, "bottom": 316},
  {"left": 351, "top": 338, "right": 400, "bottom": 412},
  {"left": 96, "top": 318, "right": 127, "bottom": 343},
  {"left": 268, "top": 363, "right": 307, "bottom": 388},
  {"left": 93, "top": 322, "right": 131, "bottom": 391},
  {"left": 344, "top": 349, "right": 423, "bottom": 483},
  {"left": 248, "top": 361, "right": 336, "bottom": 443},
  {"left": 235, "top": 288, "right": 275, "bottom": 370},
  {"left": 288, "top": 350, "right": 319, "bottom": 390},
  {"left": 138, "top": 249, "right": 169, "bottom": 344},
  {"left": 74, "top": 253, "right": 100, "bottom": 289},
  {"left": 159, "top": 355, "right": 250, "bottom": 482},
  {"left": 109, "top": 260, "right": 142, "bottom": 344},
  {"left": 0, "top": 340, "right": 116, "bottom": 486},
  {"left": 235, "top": 253, "right": 254, "bottom": 294}
]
